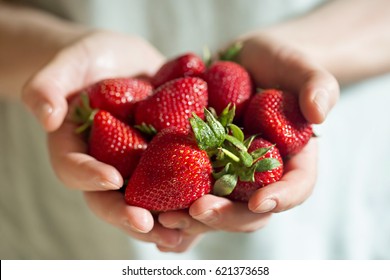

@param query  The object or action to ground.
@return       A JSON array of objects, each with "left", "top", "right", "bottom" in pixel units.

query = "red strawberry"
[
  {"left": 135, "top": 77, "right": 208, "bottom": 132},
  {"left": 244, "top": 89, "right": 313, "bottom": 157},
  {"left": 124, "top": 127, "right": 213, "bottom": 212},
  {"left": 151, "top": 53, "right": 206, "bottom": 87},
  {"left": 228, "top": 137, "right": 283, "bottom": 202},
  {"left": 87, "top": 77, "right": 153, "bottom": 123},
  {"left": 203, "top": 61, "right": 253, "bottom": 119},
  {"left": 88, "top": 110, "right": 148, "bottom": 179}
]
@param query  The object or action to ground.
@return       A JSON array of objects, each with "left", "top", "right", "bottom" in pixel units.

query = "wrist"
[{"left": 0, "top": 3, "right": 91, "bottom": 98}]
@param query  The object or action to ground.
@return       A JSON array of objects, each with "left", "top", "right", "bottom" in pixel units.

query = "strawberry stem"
[
  {"left": 220, "top": 148, "right": 240, "bottom": 162},
  {"left": 73, "top": 92, "right": 98, "bottom": 134}
]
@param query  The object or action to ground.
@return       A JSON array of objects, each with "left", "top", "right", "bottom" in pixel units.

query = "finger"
[
  {"left": 157, "top": 234, "right": 204, "bottom": 253},
  {"left": 48, "top": 120, "right": 123, "bottom": 190},
  {"left": 84, "top": 190, "right": 154, "bottom": 233},
  {"left": 21, "top": 44, "right": 89, "bottom": 132},
  {"left": 84, "top": 191, "right": 183, "bottom": 248},
  {"left": 239, "top": 37, "right": 339, "bottom": 124},
  {"left": 158, "top": 210, "right": 211, "bottom": 235},
  {"left": 189, "top": 194, "right": 272, "bottom": 232},
  {"left": 297, "top": 66, "right": 339, "bottom": 124},
  {"left": 22, "top": 32, "right": 164, "bottom": 132},
  {"left": 248, "top": 138, "right": 318, "bottom": 213}
]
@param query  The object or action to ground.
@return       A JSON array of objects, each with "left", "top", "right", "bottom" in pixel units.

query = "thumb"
[
  {"left": 21, "top": 32, "right": 166, "bottom": 132},
  {"left": 21, "top": 45, "right": 88, "bottom": 132},
  {"left": 298, "top": 67, "right": 340, "bottom": 124}
]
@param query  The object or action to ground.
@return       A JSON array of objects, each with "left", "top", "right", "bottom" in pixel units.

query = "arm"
[
  {"left": 243, "top": 0, "right": 390, "bottom": 86},
  {"left": 0, "top": 2, "right": 86, "bottom": 98}
]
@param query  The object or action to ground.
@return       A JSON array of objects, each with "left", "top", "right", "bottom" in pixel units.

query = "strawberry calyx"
[
  {"left": 218, "top": 41, "right": 243, "bottom": 62},
  {"left": 202, "top": 41, "right": 243, "bottom": 67},
  {"left": 202, "top": 46, "right": 213, "bottom": 68},
  {"left": 73, "top": 93, "right": 98, "bottom": 134},
  {"left": 189, "top": 105, "right": 281, "bottom": 197},
  {"left": 134, "top": 123, "right": 157, "bottom": 137}
]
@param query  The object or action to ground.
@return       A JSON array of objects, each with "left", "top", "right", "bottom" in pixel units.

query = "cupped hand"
[
  {"left": 237, "top": 31, "right": 338, "bottom": 213},
  {"left": 156, "top": 31, "right": 339, "bottom": 252},
  {"left": 21, "top": 29, "right": 339, "bottom": 253},
  {"left": 21, "top": 30, "right": 190, "bottom": 248}
]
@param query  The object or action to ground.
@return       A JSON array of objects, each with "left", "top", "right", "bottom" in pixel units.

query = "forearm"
[
  {"left": 0, "top": 2, "right": 88, "bottom": 99},
  {"left": 263, "top": 0, "right": 390, "bottom": 85}
]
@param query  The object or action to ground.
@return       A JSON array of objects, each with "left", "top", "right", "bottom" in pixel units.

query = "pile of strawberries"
[{"left": 73, "top": 47, "right": 313, "bottom": 212}]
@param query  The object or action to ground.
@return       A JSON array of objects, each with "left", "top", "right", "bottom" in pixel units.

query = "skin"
[{"left": 1, "top": 0, "right": 390, "bottom": 253}]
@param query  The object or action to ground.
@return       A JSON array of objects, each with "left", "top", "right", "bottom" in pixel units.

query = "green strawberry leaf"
[
  {"left": 190, "top": 113, "right": 216, "bottom": 151},
  {"left": 250, "top": 146, "right": 273, "bottom": 161},
  {"left": 238, "top": 150, "right": 254, "bottom": 167},
  {"left": 243, "top": 135, "right": 256, "bottom": 149},
  {"left": 72, "top": 94, "right": 90, "bottom": 123},
  {"left": 219, "top": 41, "right": 243, "bottom": 62},
  {"left": 228, "top": 124, "right": 244, "bottom": 142},
  {"left": 237, "top": 164, "right": 257, "bottom": 182},
  {"left": 212, "top": 162, "right": 232, "bottom": 180},
  {"left": 74, "top": 108, "right": 98, "bottom": 134},
  {"left": 223, "top": 141, "right": 253, "bottom": 167},
  {"left": 218, "top": 104, "right": 235, "bottom": 128},
  {"left": 134, "top": 123, "right": 157, "bottom": 136},
  {"left": 213, "top": 174, "right": 238, "bottom": 196},
  {"left": 212, "top": 158, "right": 230, "bottom": 168},
  {"left": 224, "top": 134, "right": 247, "bottom": 152},
  {"left": 204, "top": 108, "right": 226, "bottom": 146},
  {"left": 255, "top": 158, "right": 281, "bottom": 173}
]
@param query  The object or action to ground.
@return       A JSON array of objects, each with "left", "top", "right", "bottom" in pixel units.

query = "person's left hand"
[{"left": 155, "top": 29, "right": 338, "bottom": 252}]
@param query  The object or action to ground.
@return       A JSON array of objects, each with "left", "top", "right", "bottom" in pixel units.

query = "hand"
[
  {"left": 21, "top": 30, "right": 189, "bottom": 249},
  {"left": 237, "top": 31, "right": 339, "bottom": 213},
  {"left": 155, "top": 31, "right": 338, "bottom": 252}
]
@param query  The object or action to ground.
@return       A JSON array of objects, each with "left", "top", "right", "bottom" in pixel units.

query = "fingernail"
[
  {"left": 193, "top": 209, "right": 218, "bottom": 223},
  {"left": 313, "top": 89, "right": 329, "bottom": 120},
  {"left": 93, "top": 178, "right": 121, "bottom": 190},
  {"left": 164, "top": 220, "right": 189, "bottom": 229},
  {"left": 35, "top": 102, "right": 53, "bottom": 124},
  {"left": 151, "top": 233, "right": 179, "bottom": 248},
  {"left": 254, "top": 199, "right": 277, "bottom": 213},
  {"left": 124, "top": 221, "right": 148, "bottom": 233}
]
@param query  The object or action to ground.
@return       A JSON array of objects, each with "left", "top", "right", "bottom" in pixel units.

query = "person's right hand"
[{"left": 21, "top": 30, "right": 191, "bottom": 248}]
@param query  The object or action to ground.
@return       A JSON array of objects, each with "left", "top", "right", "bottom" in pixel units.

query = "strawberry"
[
  {"left": 203, "top": 60, "right": 253, "bottom": 120},
  {"left": 134, "top": 77, "right": 208, "bottom": 133},
  {"left": 244, "top": 89, "right": 313, "bottom": 157},
  {"left": 227, "top": 137, "right": 283, "bottom": 202},
  {"left": 73, "top": 94, "right": 148, "bottom": 179},
  {"left": 87, "top": 77, "right": 153, "bottom": 123},
  {"left": 124, "top": 127, "right": 213, "bottom": 212},
  {"left": 88, "top": 110, "right": 148, "bottom": 179},
  {"left": 151, "top": 53, "right": 206, "bottom": 88}
]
